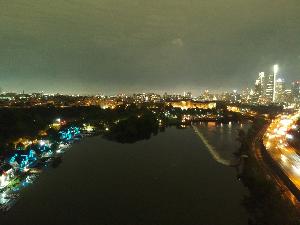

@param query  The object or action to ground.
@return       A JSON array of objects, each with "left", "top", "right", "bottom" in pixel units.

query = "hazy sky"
[{"left": 1, "top": 0, "right": 300, "bottom": 95}]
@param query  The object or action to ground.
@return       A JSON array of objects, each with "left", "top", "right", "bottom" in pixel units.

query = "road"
[{"left": 260, "top": 112, "right": 300, "bottom": 207}]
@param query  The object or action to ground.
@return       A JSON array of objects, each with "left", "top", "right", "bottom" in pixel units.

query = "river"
[{"left": 0, "top": 122, "right": 250, "bottom": 225}]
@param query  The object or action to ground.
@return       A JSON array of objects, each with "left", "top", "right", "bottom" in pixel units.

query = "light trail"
[
  {"left": 262, "top": 111, "right": 300, "bottom": 205},
  {"left": 192, "top": 124, "right": 233, "bottom": 166}
]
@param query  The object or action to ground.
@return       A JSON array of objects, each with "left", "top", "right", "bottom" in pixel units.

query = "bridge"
[{"left": 192, "top": 124, "right": 240, "bottom": 167}]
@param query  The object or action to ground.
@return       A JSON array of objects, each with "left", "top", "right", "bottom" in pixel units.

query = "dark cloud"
[{"left": 1, "top": 0, "right": 300, "bottom": 94}]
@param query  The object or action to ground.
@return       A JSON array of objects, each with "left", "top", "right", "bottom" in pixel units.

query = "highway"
[{"left": 262, "top": 111, "right": 300, "bottom": 206}]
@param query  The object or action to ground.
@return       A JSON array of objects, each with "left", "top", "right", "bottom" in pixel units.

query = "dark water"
[
  {"left": 0, "top": 124, "right": 249, "bottom": 225},
  {"left": 197, "top": 122, "right": 250, "bottom": 161}
]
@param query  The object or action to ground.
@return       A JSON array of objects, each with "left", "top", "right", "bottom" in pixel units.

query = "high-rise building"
[
  {"left": 273, "top": 65, "right": 279, "bottom": 102},
  {"left": 253, "top": 72, "right": 265, "bottom": 103},
  {"left": 252, "top": 64, "right": 287, "bottom": 104},
  {"left": 265, "top": 64, "right": 279, "bottom": 103},
  {"left": 283, "top": 89, "right": 293, "bottom": 104},
  {"left": 265, "top": 73, "right": 274, "bottom": 102},
  {"left": 275, "top": 78, "right": 285, "bottom": 103},
  {"left": 291, "top": 81, "right": 300, "bottom": 102}
]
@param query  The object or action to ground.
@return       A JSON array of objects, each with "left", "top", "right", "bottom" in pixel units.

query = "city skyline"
[
  {"left": 0, "top": 63, "right": 298, "bottom": 97},
  {"left": 1, "top": 62, "right": 294, "bottom": 96}
]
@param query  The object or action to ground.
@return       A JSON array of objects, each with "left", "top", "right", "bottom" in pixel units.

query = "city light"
[
  {"left": 274, "top": 64, "right": 279, "bottom": 74},
  {"left": 292, "top": 165, "right": 300, "bottom": 175},
  {"left": 263, "top": 111, "right": 300, "bottom": 208},
  {"left": 281, "top": 154, "right": 288, "bottom": 163},
  {"left": 39, "top": 140, "right": 46, "bottom": 146}
]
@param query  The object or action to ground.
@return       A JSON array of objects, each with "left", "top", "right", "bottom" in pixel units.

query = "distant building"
[
  {"left": 265, "top": 74, "right": 275, "bottom": 103},
  {"left": 292, "top": 81, "right": 300, "bottom": 102},
  {"left": 166, "top": 100, "right": 216, "bottom": 110},
  {"left": 255, "top": 72, "right": 265, "bottom": 94},
  {"left": 0, "top": 92, "right": 17, "bottom": 101},
  {"left": 253, "top": 72, "right": 267, "bottom": 104},
  {"left": 199, "top": 90, "right": 214, "bottom": 101},
  {"left": 283, "top": 89, "right": 293, "bottom": 104},
  {"left": 183, "top": 91, "right": 192, "bottom": 99},
  {"left": 260, "top": 65, "right": 279, "bottom": 103},
  {"left": 275, "top": 78, "right": 285, "bottom": 103},
  {"left": 132, "top": 93, "right": 161, "bottom": 103}
]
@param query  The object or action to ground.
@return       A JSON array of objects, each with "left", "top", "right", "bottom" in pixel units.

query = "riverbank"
[
  {"left": 241, "top": 117, "right": 300, "bottom": 225},
  {"left": 0, "top": 120, "right": 100, "bottom": 212}
]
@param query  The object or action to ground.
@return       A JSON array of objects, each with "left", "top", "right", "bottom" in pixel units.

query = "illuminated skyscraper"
[
  {"left": 292, "top": 81, "right": 300, "bottom": 102},
  {"left": 275, "top": 78, "right": 285, "bottom": 103},
  {"left": 254, "top": 72, "right": 265, "bottom": 102},
  {"left": 264, "top": 65, "right": 279, "bottom": 103},
  {"left": 273, "top": 64, "right": 279, "bottom": 102},
  {"left": 265, "top": 74, "right": 275, "bottom": 102}
]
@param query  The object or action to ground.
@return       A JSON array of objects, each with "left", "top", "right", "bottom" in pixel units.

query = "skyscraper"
[
  {"left": 275, "top": 78, "right": 285, "bottom": 103},
  {"left": 265, "top": 73, "right": 274, "bottom": 102},
  {"left": 264, "top": 65, "right": 279, "bottom": 103},
  {"left": 292, "top": 81, "right": 300, "bottom": 102},
  {"left": 253, "top": 72, "right": 265, "bottom": 103},
  {"left": 273, "top": 64, "right": 279, "bottom": 102}
]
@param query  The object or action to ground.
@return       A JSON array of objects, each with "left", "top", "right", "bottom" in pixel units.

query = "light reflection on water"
[{"left": 195, "top": 122, "right": 251, "bottom": 161}]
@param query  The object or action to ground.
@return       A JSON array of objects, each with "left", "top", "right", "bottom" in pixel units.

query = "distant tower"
[
  {"left": 186, "top": 92, "right": 192, "bottom": 99},
  {"left": 291, "top": 81, "right": 300, "bottom": 103},
  {"left": 273, "top": 64, "right": 279, "bottom": 102},
  {"left": 265, "top": 73, "right": 274, "bottom": 103},
  {"left": 253, "top": 72, "right": 265, "bottom": 103},
  {"left": 275, "top": 78, "right": 285, "bottom": 103}
]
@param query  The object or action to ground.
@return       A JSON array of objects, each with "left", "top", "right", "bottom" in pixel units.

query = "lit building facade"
[
  {"left": 253, "top": 72, "right": 266, "bottom": 103},
  {"left": 292, "top": 81, "right": 300, "bottom": 102},
  {"left": 275, "top": 78, "right": 285, "bottom": 103},
  {"left": 265, "top": 73, "right": 275, "bottom": 103},
  {"left": 166, "top": 100, "right": 216, "bottom": 110}
]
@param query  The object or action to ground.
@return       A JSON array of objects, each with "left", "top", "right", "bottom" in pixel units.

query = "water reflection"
[
  {"left": 194, "top": 122, "right": 251, "bottom": 162},
  {"left": 192, "top": 121, "right": 251, "bottom": 182}
]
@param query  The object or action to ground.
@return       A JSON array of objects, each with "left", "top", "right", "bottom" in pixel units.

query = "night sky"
[{"left": 1, "top": 0, "right": 300, "bottom": 95}]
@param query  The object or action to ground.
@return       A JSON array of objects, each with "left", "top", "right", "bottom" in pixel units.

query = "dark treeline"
[
  {"left": 0, "top": 102, "right": 283, "bottom": 146},
  {"left": 0, "top": 104, "right": 164, "bottom": 148},
  {"left": 238, "top": 117, "right": 300, "bottom": 225},
  {"left": 226, "top": 102, "right": 283, "bottom": 115},
  {"left": 0, "top": 102, "right": 280, "bottom": 146},
  {"left": 104, "top": 110, "right": 159, "bottom": 143},
  {"left": 0, "top": 106, "right": 104, "bottom": 145}
]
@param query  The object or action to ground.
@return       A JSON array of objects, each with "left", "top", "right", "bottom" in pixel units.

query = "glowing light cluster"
[
  {"left": 59, "top": 126, "right": 81, "bottom": 141},
  {"left": 9, "top": 150, "right": 37, "bottom": 171},
  {"left": 82, "top": 124, "right": 95, "bottom": 132}
]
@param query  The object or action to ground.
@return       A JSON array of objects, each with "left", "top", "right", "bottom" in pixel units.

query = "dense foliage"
[{"left": 104, "top": 110, "right": 159, "bottom": 143}]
